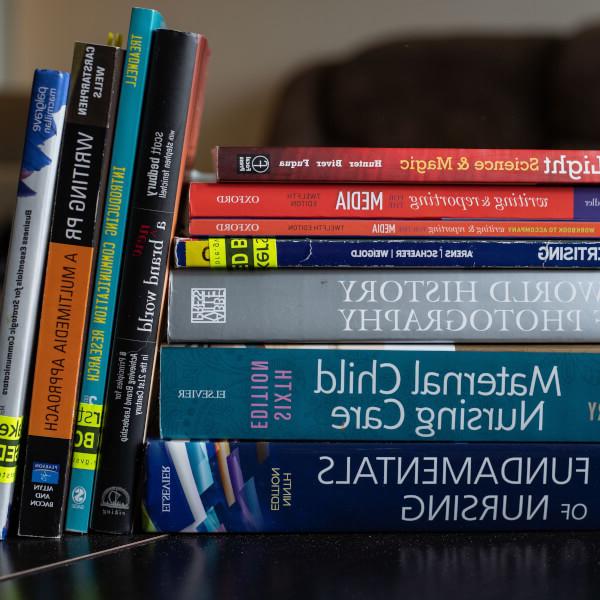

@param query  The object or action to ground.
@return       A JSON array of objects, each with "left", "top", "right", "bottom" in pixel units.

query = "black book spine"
[
  {"left": 17, "top": 43, "right": 123, "bottom": 538},
  {"left": 90, "top": 29, "right": 201, "bottom": 534}
]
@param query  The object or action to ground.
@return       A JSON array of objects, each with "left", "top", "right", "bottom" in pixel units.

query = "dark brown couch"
[{"left": 267, "top": 26, "right": 600, "bottom": 149}]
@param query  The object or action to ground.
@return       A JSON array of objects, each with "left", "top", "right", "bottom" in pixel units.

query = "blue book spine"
[
  {"left": 65, "top": 7, "right": 165, "bottom": 534},
  {"left": 0, "top": 70, "right": 69, "bottom": 539},
  {"left": 173, "top": 237, "right": 600, "bottom": 268},
  {"left": 160, "top": 346, "right": 600, "bottom": 442},
  {"left": 144, "top": 440, "right": 600, "bottom": 532}
]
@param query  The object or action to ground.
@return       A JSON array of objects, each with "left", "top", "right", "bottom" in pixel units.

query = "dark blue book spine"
[
  {"left": 173, "top": 238, "right": 600, "bottom": 268},
  {"left": 144, "top": 440, "right": 600, "bottom": 533}
]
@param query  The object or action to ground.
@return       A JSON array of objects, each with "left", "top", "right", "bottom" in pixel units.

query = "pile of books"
[
  {"left": 143, "top": 148, "right": 600, "bottom": 532},
  {"left": 4, "top": 5, "right": 600, "bottom": 539},
  {"left": 0, "top": 7, "right": 210, "bottom": 538}
]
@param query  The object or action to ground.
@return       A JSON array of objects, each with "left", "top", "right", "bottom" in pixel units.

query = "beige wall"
[{"left": 5, "top": 0, "right": 600, "bottom": 169}]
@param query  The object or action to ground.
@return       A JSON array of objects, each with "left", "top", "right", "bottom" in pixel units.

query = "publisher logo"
[
  {"left": 71, "top": 486, "right": 87, "bottom": 505},
  {"left": 32, "top": 462, "right": 60, "bottom": 485},
  {"left": 100, "top": 486, "right": 130, "bottom": 510},
  {"left": 237, "top": 154, "right": 270, "bottom": 175},
  {"left": 191, "top": 288, "right": 226, "bottom": 323}
]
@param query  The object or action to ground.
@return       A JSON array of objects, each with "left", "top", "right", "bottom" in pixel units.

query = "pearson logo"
[
  {"left": 32, "top": 462, "right": 60, "bottom": 485},
  {"left": 236, "top": 154, "right": 270, "bottom": 175}
]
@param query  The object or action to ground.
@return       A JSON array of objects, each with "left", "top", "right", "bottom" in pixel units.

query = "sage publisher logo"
[{"left": 237, "top": 153, "right": 270, "bottom": 174}]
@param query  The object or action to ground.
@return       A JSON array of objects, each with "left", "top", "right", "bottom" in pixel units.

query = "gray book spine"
[{"left": 168, "top": 269, "right": 600, "bottom": 343}]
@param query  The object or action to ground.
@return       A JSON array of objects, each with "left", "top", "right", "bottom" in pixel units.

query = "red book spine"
[
  {"left": 214, "top": 147, "right": 600, "bottom": 184},
  {"left": 188, "top": 218, "right": 600, "bottom": 239},
  {"left": 189, "top": 182, "right": 600, "bottom": 220}
]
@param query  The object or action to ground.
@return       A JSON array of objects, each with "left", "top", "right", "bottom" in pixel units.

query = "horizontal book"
[
  {"left": 159, "top": 346, "right": 600, "bottom": 442},
  {"left": 215, "top": 146, "right": 600, "bottom": 184},
  {"left": 144, "top": 440, "right": 600, "bottom": 532},
  {"left": 173, "top": 237, "right": 600, "bottom": 269},
  {"left": 188, "top": 218, "right": 600, "bottom": 239},
  {"left": 189, "top": 182, "right": 600, "bottom": 220},
  {"left": 168, "top": 269, "right": 600, "bottom": 343}
]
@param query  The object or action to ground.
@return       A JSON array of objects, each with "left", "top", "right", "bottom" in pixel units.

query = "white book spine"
[{"left": 0, "top": 70, "right": 69, "bottom": 537}]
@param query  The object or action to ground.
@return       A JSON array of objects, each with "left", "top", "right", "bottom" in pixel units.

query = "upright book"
[
  {"left": 144, "top": 440, "right": 600, "bottom": 532},
  {"left": 90, "top": 29, "right": 210, "bottom": 534},
  {"left": 66, "top": 7, "right": 165, "bottom": 535},
  {"left": 168, "top": 269, "right": 600, "bottom": 343},
  {"left": 215, "top": 147, "right": 600, "bottom": 183},
  {"left": 0, "top": 69, "right": 70, "bottom": 539},
  {"left": 17, "top": 43, "right": 123, "bottom": 538}
]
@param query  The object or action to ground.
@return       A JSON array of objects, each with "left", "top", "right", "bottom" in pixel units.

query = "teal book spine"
[
  {"left": 65, "top": 7, "right": 165, "bottom": 534},
  {"left": 159, "top": 346, "right": 600, "bottom": 442}
]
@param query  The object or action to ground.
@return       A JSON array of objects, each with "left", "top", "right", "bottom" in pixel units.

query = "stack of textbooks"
[
  {"left": 0, "top": 7, "right": 210, "bottom": 538},
  {"left": 144, "top": 148, "right": 600, "bottom": 533}
]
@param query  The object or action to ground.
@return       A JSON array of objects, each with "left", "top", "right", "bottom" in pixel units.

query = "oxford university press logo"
[{"left": 236, "top": 153, "right": 271, "bottom": 175}]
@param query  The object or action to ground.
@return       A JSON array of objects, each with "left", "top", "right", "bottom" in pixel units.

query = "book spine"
[
  {"left": 168, "top": 269, "right": 600, "bottom": 343},
  {"left": 0, "top": 70, "right": 69, "bottom": 539},
  {"left": 144, "top": 440, "right": 600, "bottom": 532},
  {"left": 17, "top": 44, "right": 124, "bottom": 538},
  {"left": 188, "top": 218, "right": 600, "bottom": 239},
  {"left": 173, "top": 237, "right": 600, "bottom": 269},
  {"left": 216, "top": 146, "right": 600, "bottom": 184},
  {"left": 189, "top": 183, "right": 600, "bottom": 220},
  {"left": 90, "top": 30, "right": 208, "bottom": 534},
  {"left": 159, "top": 346, "right": 600, "bottom": 442},
  {"left": 66, "top": 7, "right": 165, "bottom": 535}
]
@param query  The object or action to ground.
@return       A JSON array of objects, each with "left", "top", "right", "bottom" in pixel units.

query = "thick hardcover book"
[
  {"left": 215, "top": 146, "right": 600, "bottom": 184},
  {"left": 66, "top": 7, "right": 165, "bottom": 535},
  {"left": 189, "top": 182, "right": 600, "bottom": 220},
  {"left": 17, "top": 44, "right": 124, "bottom": 538},
  {"left": 168, "top": 269, "right": 600, "bottom": 343},
  {"left": 188, "top": 218, "right": 600, "bottom": 239},
  {"left": 160, "top": 346, "right": 600, "bottom": 442},
  {"left": 144, "top": 440, "right": 600, "bottom": 532},
  {"left": 0, "top": 70, "right": 70, "bottom": 539},
  {"left": 90, "top": 30, "right": 209, "bottom": 535},
  {"left": 174, "top": 237, "right": 600, "bottom": 269}
]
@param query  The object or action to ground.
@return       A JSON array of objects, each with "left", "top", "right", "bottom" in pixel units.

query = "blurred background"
[{"left": 2, "top": 0, "right": 600, "bottom": 221}]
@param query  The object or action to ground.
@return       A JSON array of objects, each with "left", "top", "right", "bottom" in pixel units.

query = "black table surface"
[{"left": 0, "top": 532, "right": 599, "bottom": 599}]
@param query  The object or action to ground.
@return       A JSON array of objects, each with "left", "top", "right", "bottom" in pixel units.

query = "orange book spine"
[{"left": 17, "top": 43, "right": 124, "bottom": 538}]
